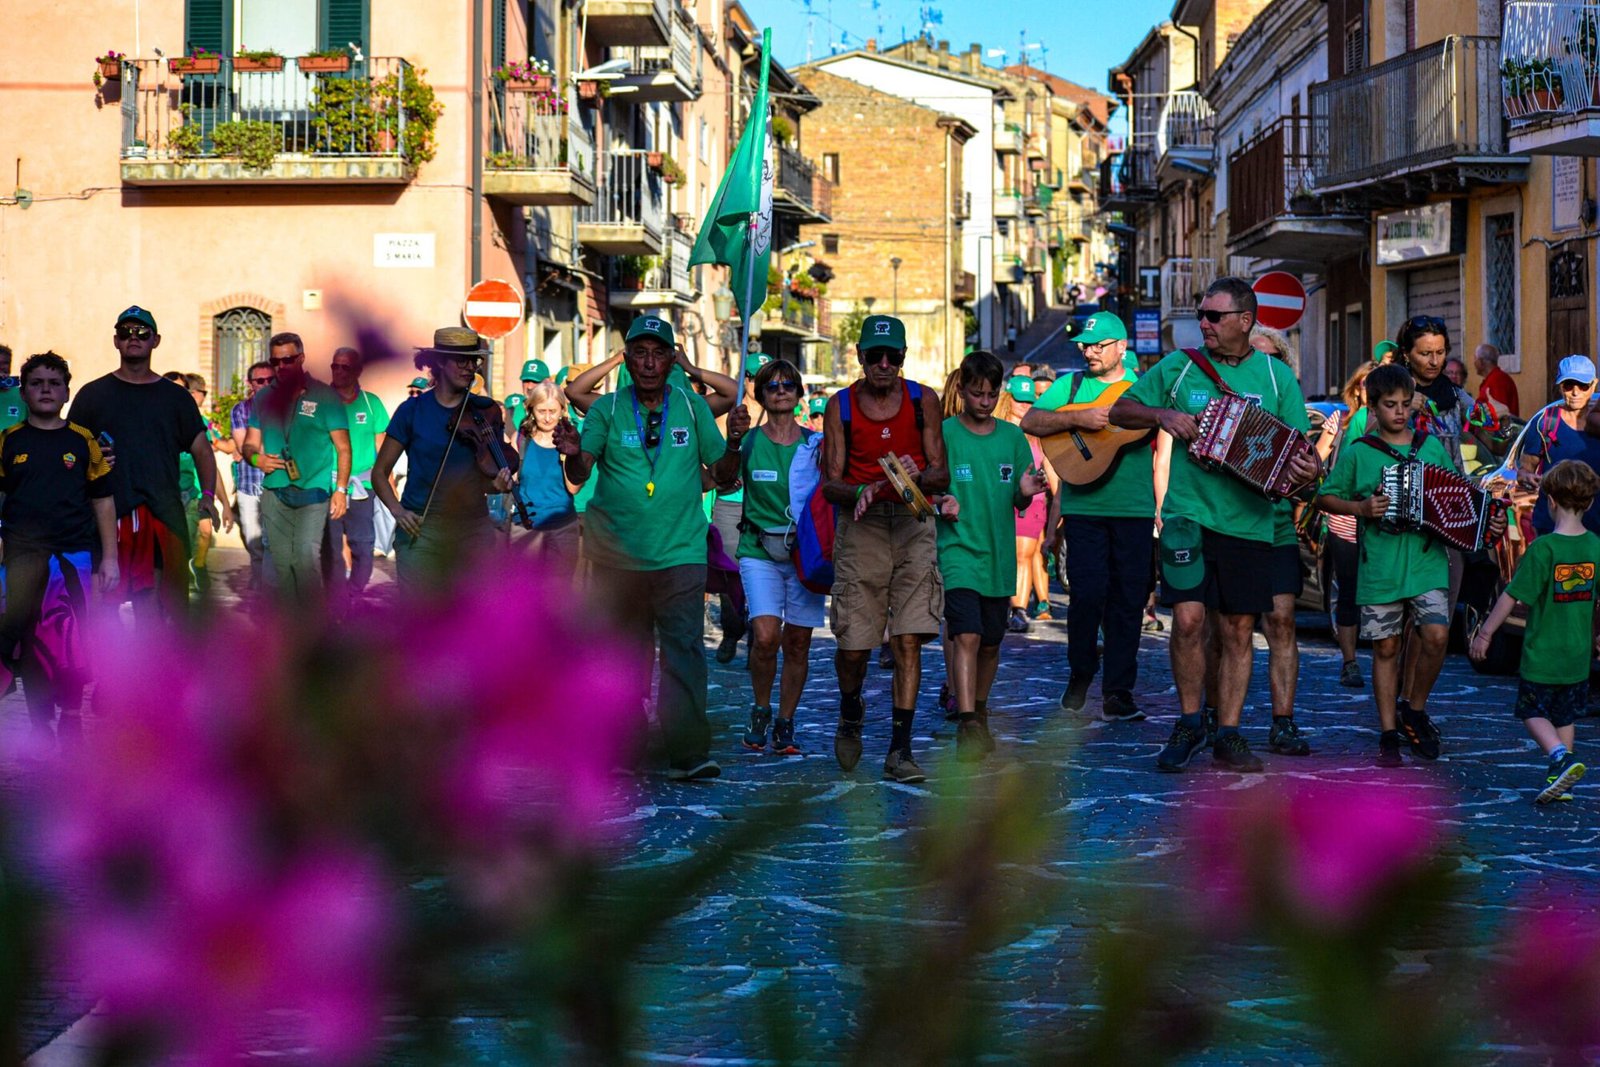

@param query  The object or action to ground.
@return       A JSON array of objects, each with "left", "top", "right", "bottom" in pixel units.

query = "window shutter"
[
  {"left": 319, "top": 0, "right": 370, "bottom": 55},
  {"left": 185, "top": 0, "right": 230, "bottom": 55},
  {"left": 492, "top": 0, "right": 507, "bottom": 69}
]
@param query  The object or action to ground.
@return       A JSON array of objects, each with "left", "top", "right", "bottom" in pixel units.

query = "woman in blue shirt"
[
  {"left": 512, "top": 380, "right": 580, "bottom": 571},
  {"left": 1520, "top": 355, "right": 1600, "bottom": 536}
]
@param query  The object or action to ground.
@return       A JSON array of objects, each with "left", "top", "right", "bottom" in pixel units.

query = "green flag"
[{"left": 689, "top": 27, "right": 773, "bottom": 324}]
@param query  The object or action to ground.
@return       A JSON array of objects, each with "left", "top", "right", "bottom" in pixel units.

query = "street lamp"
[{"left": 889, "top": 256, "right": 902, "bottom": 314}]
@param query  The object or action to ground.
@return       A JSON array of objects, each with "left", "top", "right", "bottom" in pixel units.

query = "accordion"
[
  {"left": 1190, "top": 394, "right": 1315, "bottom": 499},
  {"left": 1377, "top": 461, "right": 1494, "bottom": 553}
]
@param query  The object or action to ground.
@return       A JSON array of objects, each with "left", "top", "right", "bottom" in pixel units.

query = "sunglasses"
[
  {"left": 644, "top": 408, "right": 664, "bottom": 450},
  {"left": 269, "top": 355, "right": 303, "bottom": 367},
  {"left": 864, "top": 349, "right": 906, "bottom": 367},
  {"left": 249, "top": 377, "right": 274, "bottom": 386},
  {"left": 1559, "top": 379, "right": 1595, "bottom": 391},
  {"left": 1407, "top": 315, "right": 1446, "bottom": 331},
  {"left": 116, "top": 324, "right": 154, "bottom": 340},
  {"left": 1196, "top": 308, "right": 1245, "bottom": 324},
  {"left": 763, "top": 380, "right": 800, "bottom": 394}
]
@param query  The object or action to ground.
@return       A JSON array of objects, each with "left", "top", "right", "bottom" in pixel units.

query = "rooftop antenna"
[
  {"left": 1020, "top": 40, "right": 1043, "bottom": 71},
  {"left": 986, "top": 46, "right": 1007, "bottom": 67},
  {"left": 804, "top": 0, "right": 815, "bottom": 62}
]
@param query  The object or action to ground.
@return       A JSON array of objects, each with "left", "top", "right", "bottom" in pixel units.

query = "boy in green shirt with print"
[
  {"left": 1471, "top": 459, "right": 1600, "bottom": 802},
  {"left": 940, "top": 351, "right": 1045, "bottom": 761}
]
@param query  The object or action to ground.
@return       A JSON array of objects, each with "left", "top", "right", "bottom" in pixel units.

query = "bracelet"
[
  {"left": 248, "top": 453, "right": 261, "bottom": 468},
  {"left": 200, "top": 490, "right": 215, "bottom": 500}
]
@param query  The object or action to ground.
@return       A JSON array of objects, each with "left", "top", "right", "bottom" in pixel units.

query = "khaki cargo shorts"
[{"left": 829, "top": 504, "right": 944, "bottom": 651}]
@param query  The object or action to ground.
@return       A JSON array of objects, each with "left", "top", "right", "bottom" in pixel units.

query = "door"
[
  {"left": 1404, "top": 261, "right": 1463, "bottom": 344},
  {"left": 1548, "top": 246, "right": 1589, "bottom": 402}
]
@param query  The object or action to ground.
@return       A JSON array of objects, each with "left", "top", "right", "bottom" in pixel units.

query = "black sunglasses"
[
  {"left": 1196, "top": 308, "right": 1245, "bottom": 324},
  {"left": 644, "top": 408, "right": 664, "bottom": 449},
  {"left": 115, "top": 324, "right": 154, "bottom": 340},
  {"left": 269, "top": 355, "right": 303, "bottom": 367},
  {"left": 763, "top": 379, "right": 800, "bottom": 394},
  {"left": 864, "top": 349, "right": 906, "bottom": 367},
  {"left": 249, "top": 377, "right": 274, "bottom": 386}
]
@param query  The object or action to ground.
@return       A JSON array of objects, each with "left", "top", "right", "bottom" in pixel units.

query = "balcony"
[
  {"left": 608, "top": 11, "right": 701, "bottom": 102},
  {"left": 1310, "top": 35, "right": 1527, "bottom": 205},
  {"left": 1501, "top": 1, "right": 1600, "bottom": 153},
  {"left": 609, "top": 229, "right": 698, "bottom": 309},
  {"left": 994, "top": 123, "right": 1023, "bottom": 154},
  {"left": 1160, "top": 257, "right": 1216, "bottom": 323},
  {"left": 1026, "top": 133, "right": 1046, "bottom": 160},
  {"left": 1026, "top": 185, "right": 1050, "bottom": 216},
  {"left": 1226, "top": 117, "right": 1366, "bottom": 264},
  {"left": 995, "top": 252, "right": 1024, "bottom": 285},
  {"left": 577, "top": 150, "right": 665, "bottom": 255},
  {"left": 484, "top": 84, "right": 597, "bottom": 206},
  {"left": 118, "top": 57, "right": 418, "bottom": 185},
  {"left": 1067, "top": 165, "right": 1093, "bottom": 192},
  {"left": 952, "top": 188, "right": 971, "bottom": 220},
  {"left": 772, "top": 143, "right": 832, "bottom": 223},
  {"left": 1099, "top": 143, "right": 1157, "bottom": 211},
  {"left": 1155, "top": 90, "right": 1215, "bottom": 183},
  {"left": 585, "top": 0, "right": 669, "bottom": 48},
  {"left": 764, "top": 294, "right": 822, "bottom": 338},
  {"left": 953, "top": 270, "right": 976, "bottom": 303},
  {"left": 1025, "top": 246, "right": 1048, "bottom": 274},
  {"left": 993, "top": 191, "right": 1022, "bottom": 219}
]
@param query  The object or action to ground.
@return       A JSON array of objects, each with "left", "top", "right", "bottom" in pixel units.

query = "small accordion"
[
  {"left": 1377, "top": 461, "right": 1494, "bottom": 553},
  {"left": 1190, "top": 394, "right": 1315, "bottom": 499}
]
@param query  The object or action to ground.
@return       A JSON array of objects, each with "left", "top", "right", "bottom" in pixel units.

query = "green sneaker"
[{"left": 1537, "top": 753, "right": 1586, "bottom": 804}]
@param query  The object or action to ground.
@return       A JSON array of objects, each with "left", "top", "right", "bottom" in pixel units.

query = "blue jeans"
[
  {"left": 1062, "top": 514, "right": 1154, "bottom": 696},
  {"left": 322, "top": 493, "right": 376, "bottom": 602}
]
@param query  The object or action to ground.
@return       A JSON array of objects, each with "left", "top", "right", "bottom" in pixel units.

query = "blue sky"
[{"left": 742, "top": 0, "right": 1177, "bottom": 94}]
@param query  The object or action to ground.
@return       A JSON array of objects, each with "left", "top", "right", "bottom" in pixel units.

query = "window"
[
  {"left": 823, "top": 234, "right": 839, "bottom": 254},
  {"left": 698, "top": 117, "right": 709, "bottom": 163},
  {"left": 823, "top": 152, "right": 840, "bottom": 184},
  {"left": 213, "top": 307, "right": 272, "bottom": 394},
  {"left": 1485, "top": 212, "right": 1518, "bottom": 354}
]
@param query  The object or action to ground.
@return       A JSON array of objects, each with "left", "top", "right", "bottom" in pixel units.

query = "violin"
[{"left": 455, "top": 400, "right": 534, "bottom": 531}]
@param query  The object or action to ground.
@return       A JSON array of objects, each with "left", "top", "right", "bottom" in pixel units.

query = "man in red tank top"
[{"left": 821, "top": 315, "right": 950, "bottom": 783}]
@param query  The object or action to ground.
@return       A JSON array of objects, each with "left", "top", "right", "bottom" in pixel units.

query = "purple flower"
[{"left": 1498, "top": 897, "right": 1600, "bottom": 1058}]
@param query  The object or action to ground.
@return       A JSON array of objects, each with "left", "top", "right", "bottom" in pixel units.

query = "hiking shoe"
[
  {"left": 1377, "top": 730, "right": 1403, "bottom": 768},
  {"left": 877, "top": 642, "right": 895, "bottom": 669},
  {"left": 1102, "top": 691, "right": 1146, "bottom": 722},
  {"left": 1268, "top": 716, "right": 1312, "bottom": 756},
  {"left": 742, "top": 705, "right": 772, "bottom": 751},
  {"left": 955, "top": 717, "right": 986, "bottom": 763},
  {"left": 1203, "top": 704, "right": 1220, "bottom": 747},
  {"left": 1157, "top": 721, "right": 1208, "bottom": 772},
  {"left": 835, "top": 693, "right": 865, "bottom": 772},
  {"left": 1339, "top": 661, "right": 1364, "bottom": 688},
  {"left": 939, "top": 684, "right": 958, "bottom": 722},
  {"left": 1007, "top": 608, "right": 1031, "bottom": 634},
  {"left": 1059, "top": 675, "right": 1091, "bottom": 713},
  {"left": 1398, "top": 704, "right": 1441, "bottom": 760},
  {"left": 884, "top": 748, "right": 928, "bottom": 783},
  {"left": 1030, "top": 600, "right": 1052, "bottom": 620},
  {"left": 1212, "top": 733, "right": 1264, "bottom": 773},
  {"left": 770, "top": 716, "right": 802, "bottom": 756},
  {"left": 1537, "top": 753, "right": 1587, "bottom": 804},
  {"left": 667, "top": 757, "right": 721, "bottom": 781}
]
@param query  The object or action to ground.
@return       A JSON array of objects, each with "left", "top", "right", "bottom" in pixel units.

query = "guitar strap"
[{"left": 1064, "top": 371, "right": 1085, "bottom": 406}]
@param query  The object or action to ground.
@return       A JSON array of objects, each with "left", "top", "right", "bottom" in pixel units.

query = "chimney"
[
  {"left": 965, "top": 43, "right": 980, "bottom": 74},
  {"left": 867, "top": 37, "right": 877, "bottom": 53},
  {"left": 938, "top": 40, "right": 949, "bottom": 54}
]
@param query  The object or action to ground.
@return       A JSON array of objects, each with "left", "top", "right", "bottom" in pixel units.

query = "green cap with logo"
[
  {"left": 1159, "top": 516, "right": 1205, "bottom": 591},
  {"left": 1074, "top": 312, "right": 1127, "bottom": 346},
  {"left": 408, "top": 377, "right": 431, "bottom": 390},
  {"left": 520, "top": 358, "right": 550, "bottom": 383},
  {"left": 116, "top": 305, "right": 158, "bottom": 332},
  {"left": 554, "top": 365, "right": 571, "bottom": 386},
  {"left": 745, "top": 352, "right": 772, "bottom": 377},
  {"left": 807, "top": 394, "right": 828, "bottom": 416},
  {"left": 504, "top": 393, "right": 526, "bottom": 412},
  {"left": 1006, "top": 375, "right": 1037, "bottom": 403},
  {"left": 859, "top": 314, "right": 907, "bottom": 352},
  {"left": 625, "top": 314, "right": 675, "bottom": 347}
]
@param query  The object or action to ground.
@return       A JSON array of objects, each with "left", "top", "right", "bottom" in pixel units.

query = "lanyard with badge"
[{"left": 629, "top": 386, "right": 669, "bottom": 497}]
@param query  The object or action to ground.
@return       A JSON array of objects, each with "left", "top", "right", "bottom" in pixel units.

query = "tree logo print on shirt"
[
  {"left": 998, "top": 464, "right": 1015, "bottom": 482},
  {"left": 670, "top": 427, "right": 690, "bottom": 447}
]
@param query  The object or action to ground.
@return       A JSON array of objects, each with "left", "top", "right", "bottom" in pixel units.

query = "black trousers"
[{"left": 1062, "top": 515, "right": 1154, "bottom": 696}]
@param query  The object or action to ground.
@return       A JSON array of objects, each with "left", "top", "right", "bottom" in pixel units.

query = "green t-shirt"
[
  {"left": 341, "top": 390, "right": 390, "bottom": 488},
  {"left": 0, "top": 388, "right": 25, "bottom": 432},
  {"left": 247, "top": 381, "right": 350, "bottom": 491},
  {"left": 1034, "top": 368, "right": 1155, "bottom": 519},
  {"left": 1125, "top": 348, "right": 1310, "bottom": 543},
  {"left": 1273, "top": 499, "right": 1297, "bottom": 547},
  {"left": 938, "top": 416, "right": 1036, "bottom": 597},
  {"left": 1506, "top": 530, "right": 1600, "bottom": 685},
  {"left": 1345, "top": 406, "right": 1369, "bottom": 439},
  {"left": 580, "top": 383, "right": 726, "bottom": 571},
  {"left": 1319, "top": 432, "right": 1453, "bottom": 605},
  {"left": 737, "top": 428, "right": 804, "bottom": 560}
]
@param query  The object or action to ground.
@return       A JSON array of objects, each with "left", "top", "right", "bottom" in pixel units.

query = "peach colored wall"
[{"left": 0, "top": 0, "right": 531, "bottom": 406}]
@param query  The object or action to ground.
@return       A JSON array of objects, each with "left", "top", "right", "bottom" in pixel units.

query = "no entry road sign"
[
  {"left": 464, "top": 278, "right": 523, "bottom": 340},
  {"left": 1252, "top": 271, "right": 1306, "bottom": 331}
]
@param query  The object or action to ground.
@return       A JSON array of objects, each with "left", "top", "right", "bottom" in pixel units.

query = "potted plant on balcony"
[
  {"left": 167, "top": 105, "right": 205, "bottom": 158},
  {"left": 211, "top": 120, "right": 280, "bottom": 170},
  {"left": 576, "top": 78, "right": 607, "bottom": 106},
  {"left": 169, "top": 47, "right": 221, "bottom": 75},
  {"left": 658, "top": 153, "right": 685, "bottom": 187},
  {"left": 124, "top": 138, "right": 148, "bottom": 160},
  {"left": 770, "top": 114, "right": 794, "bottom": 146},
  {"left": 1288, "top": 180, "right": 1318, "bottom": 215},
  {"left": 495, "top": 57, "right": 553, "bottom": 92},
  {"left": 369, "top": 66, "right": 442, "bottom": 162},
  {"left": 616, "top": 255, "right": 655, "bottom": 290},
  {"left": 93, "top": 50, "right": 124, "bottom": 86},
  {"left": 299, "top": 46, "right": 352, "bottom": 74},
  {"left": 234, "top": 47, "right": 284, "bottom": 73}
]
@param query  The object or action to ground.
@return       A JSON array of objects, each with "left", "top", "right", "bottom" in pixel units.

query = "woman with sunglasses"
[
  {"left": 1519, "top": 355, "right": 1600, "bottom": 537},
  {"left": 735, "top": 359, "right": 825, "bottom": 756}
]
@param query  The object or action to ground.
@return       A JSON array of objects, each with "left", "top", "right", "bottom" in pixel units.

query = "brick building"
[{"left": 797, "top": 68, "right": 973, "bottom": 385}]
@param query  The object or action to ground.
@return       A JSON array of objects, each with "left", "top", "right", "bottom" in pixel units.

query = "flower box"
[
  {"left": 577, "top": 79, "right": 600, "bottom": 100},
  {"left": 169, "top": 55, "right": 221, "bottom": 75},
  {"left": 234, "top": 55, "right": 285, "bottom": 72},
  {"left": 98, "top": 58, "right": 122, "bottom": 81},
  {"left": 505, "top": 75, "right": 553, "bottom": 93},
  {"left": 298, "top": 54, "right": 351, "bottom": 73}
]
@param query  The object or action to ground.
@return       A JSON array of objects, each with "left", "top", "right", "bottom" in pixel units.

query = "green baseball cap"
[
  {"left": 1160, "top": 516, "right": 1205, "bottom": 591},
  {"left": 808, "top": 394, "right": 828, "bottom": 416},
  {"left": 408, "top": 377, "right": 431, "bottom": 390},
  {"left": 116, "top": 305, "right": 158, "bottom": 332},
  {"left": 1006, "top": 375, "right": 1037, "bottom": 403},
  {"left": 520, "top": 358, "right": 550, "bottom": 382},
  {"left": 554, "top": 365, "right": 571, "bottom": 385},
  {"left": 745, "top": 352, "right": 772, "bottom": 376},
  {"left": 1122, "top": 350, "right": 1140, "bottom": 375},
  {"left": 859, "top": 314, "right": 907, "bottom": 352},
  {"left": 504, "top": 393, "right": 526, "bottom": 411},
  {"left": 1075, "top": 312, "right": 1127, "bottom": 346},
  {"left": 1373, "top": 340, "right": 1400, "bottom": 362},
  {"left": 625, "top": 314, "right": 675, "bottom": 347}
]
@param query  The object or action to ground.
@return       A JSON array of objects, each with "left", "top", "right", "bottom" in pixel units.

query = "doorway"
[{"left": 1547, "top": 246, "right": 1588, "bottom": 402}]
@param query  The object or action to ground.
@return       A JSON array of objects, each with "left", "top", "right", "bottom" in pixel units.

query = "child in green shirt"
[{"left": 1471, "top": 459, "right": 1600, "bottom": 803}]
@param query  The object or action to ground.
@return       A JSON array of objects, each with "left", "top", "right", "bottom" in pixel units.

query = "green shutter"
[
  {"left": 184, "top": 0, "right": 229, "bottom": 55},
  {"left": 183, "top": 0, "right": 232, "bottom": 149},
  {"left": 492, "top": 0, "right": 507, "bottom": 69},
  {"left": 319, "top": 0, "right": 370, "bottom": 55}
]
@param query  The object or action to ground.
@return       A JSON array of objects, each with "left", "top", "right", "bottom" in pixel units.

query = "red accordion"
[
  {"left": 1190, "top": 394, "right": 1315, "bottom": 499},
  {"left": 1378, "top": 461, "right": 1495, "bottom": 553}
]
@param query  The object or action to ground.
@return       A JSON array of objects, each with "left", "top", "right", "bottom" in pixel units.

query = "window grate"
[{"left": 1485, "top": 213, "right": 1517, "bottom": 353}]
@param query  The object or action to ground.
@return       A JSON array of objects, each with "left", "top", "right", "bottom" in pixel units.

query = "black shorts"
[
  {"left": 1160, "top": 527, "right": 1275, "bottom": 617},
  {"left": 944, "top": 588, "right": 1009, "bottom": 647},
  {"left": 1514, "top": 679, "right": 1589, "bottom": 728},
  {"left": 1270, "top": 542, "right": 1303, "bottom": 599}
]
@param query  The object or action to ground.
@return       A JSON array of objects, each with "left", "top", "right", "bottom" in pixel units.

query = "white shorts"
[{"left": 738, "top": 555, "right": 826, "bottom": 629}]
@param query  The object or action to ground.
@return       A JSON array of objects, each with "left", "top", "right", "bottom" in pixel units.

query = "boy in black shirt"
[{"left": 0, "top": 352, "right": 116, "bottom": 741}]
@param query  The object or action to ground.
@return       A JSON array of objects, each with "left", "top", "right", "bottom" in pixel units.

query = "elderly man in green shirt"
[{"left": 554, "top": 315, "right": 750, "bottom": 781}]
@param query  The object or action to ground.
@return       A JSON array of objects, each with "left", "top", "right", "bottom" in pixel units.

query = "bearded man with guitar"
[{"left": 1021, "top": 312, "right": 1155, "bottom": 722}]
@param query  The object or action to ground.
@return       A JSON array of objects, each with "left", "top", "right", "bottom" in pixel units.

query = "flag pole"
[{"left": 733, "top": 212, "right": 760, "bottom": 401}]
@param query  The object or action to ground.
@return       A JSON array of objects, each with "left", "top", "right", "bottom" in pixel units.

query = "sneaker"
[
  {"left": 1377, "top": 730, "right": 1403, "bottom": 768},
  {"left": 742, "top": 705, "right": 772, "bottom": 752},
  {"left": 1059, "top": 675, "right": 1091, "bottom": 713},
  {"left": 1537, "top": 753, "right": 1587, "bottom": 804},
  {"left": 1007, "top": 608, "right": 1031, "bottom": 634},
  {"left": 715, "top": 621, "right": 745, "bottom": 664},
  {"left": 877, "top": 642, "right": 895, "bottom": 669},
  {"left": 1202, "top": 704, "right": 1220, "bottom": 747},
  {"left": 1212, "top": 733, "right": 1264, "bottom": 773},
  {"left": 1029, "top": 600, "right": 1052, "bottom": 620},
  {"left": 955, "top": 717, "right": 986, "bottom": 762},
  {"left": 667, "top": 757, "right": 722, "bottom": 781},
  {"left": 835, "top": 693, "right": 865, "bottom": 772},
  {"left": 1268, "top": 716, "right": 1312, "bottom": 756},
  {"left": 883, "top": 748, "right": 928, "bottom": 783},
  {"left": 1157, "top": 720, "right": 1208, "bottom": 772},
  {"left": 770, "top": 716, "right": 802, "bottom": 756},
  {"left": 1398, "top": 704, "right": 1441, "bottom": 760},
  {"left": 1339, "top": 661, "right": 1364, "bottom": 688},
  {"left": 1101, "top": 691, "right": 1146, "bottom": 722},
  {"left": 1142, "top": 610, "right": 1165, "bottom": 633},
  {"left": 939, "top": 684, "right": 958, "bottom": 722}
]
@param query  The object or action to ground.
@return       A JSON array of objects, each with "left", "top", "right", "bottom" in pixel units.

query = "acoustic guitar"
[{"left": 1037, "top": 379, "right": 1156, "bottom": 487}]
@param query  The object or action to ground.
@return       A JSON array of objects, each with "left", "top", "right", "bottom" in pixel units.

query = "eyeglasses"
[
  {"left": 1196, "top": 308, "right": 1245, "bottom": 324},
  {"left": 1407, "top": 315, "right": 1447, "bottom": 331},
  {"left": 763, "top": 380, "right": 800, "bottom": 394},
  {"left": 248, "top": 377, "right": 274, "bottom": 386},
  {"left": 115, "top": 324, "right": 154, "bottom": 340},
  {"left": 444, "top": 354, "right": 484, "bottom": 368},
  {"left": 644, "top": 409, "right": 664, "bottom": 449},
  {"left": 864, "top": 349, "right": 906, "bottom": 367},
  {"left": 268, "top": 355, "right": 303, "bottom": 367}
]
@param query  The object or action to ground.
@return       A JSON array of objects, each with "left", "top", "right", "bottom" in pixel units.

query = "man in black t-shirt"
[{"left": 67, "top": 306, "right": 213, "bottom": 617}]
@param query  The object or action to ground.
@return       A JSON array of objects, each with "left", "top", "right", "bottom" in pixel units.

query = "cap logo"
[
  {"left": 874, "top": 321, "right": 891, "bottom": 335},
  {"left": 645, "top": 318, "right": 661, "bottom": 331},
  {"left": 1172, "top": 549, "right": 1193, "bottom": 564}
]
